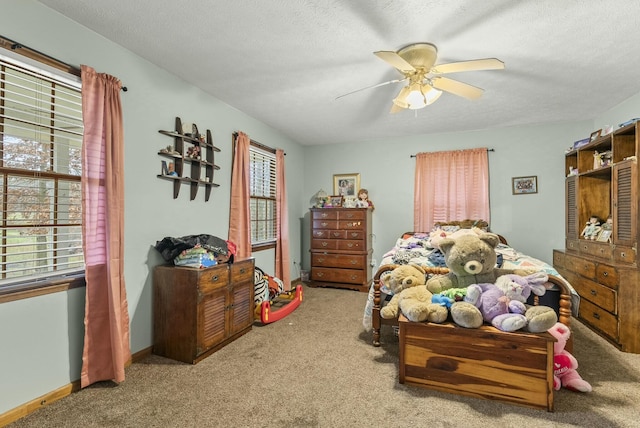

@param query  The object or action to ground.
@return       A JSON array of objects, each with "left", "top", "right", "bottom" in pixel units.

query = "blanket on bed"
[{"left": 362, "top": 232, "right": 579, "bottom": 330}]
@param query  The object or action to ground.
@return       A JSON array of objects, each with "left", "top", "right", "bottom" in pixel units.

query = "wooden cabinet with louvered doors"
[
  {"left": 555, "top": 121, "right": 640, "bottom": 353},
  {"left": 310, "top": 207, "right": 372, "bottom": 292},
  {"left": 153, "top": 258, "right": 254, "bottom": 364}
]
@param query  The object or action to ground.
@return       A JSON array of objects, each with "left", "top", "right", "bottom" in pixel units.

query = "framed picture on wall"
[
  {"left": 512, "top": 176, "right": 538, "bottom": 195},
  {"left": 333, "top": 173, "right": 360, "bottom": 198}
]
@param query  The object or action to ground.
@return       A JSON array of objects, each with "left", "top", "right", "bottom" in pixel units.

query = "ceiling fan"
[{"left": 337, "top": 43, "right": 505, "bottom": 113}]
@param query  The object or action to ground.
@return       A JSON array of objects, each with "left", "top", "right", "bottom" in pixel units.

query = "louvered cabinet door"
[
  {"left": 198, "top": 288, "right": 228, "bottom": 354},
  {"left": 613, "top": 161, "right": 637, "bottom": 248},
  {"left": 566, "top": 176, "right": 578, "bottom": 239}
]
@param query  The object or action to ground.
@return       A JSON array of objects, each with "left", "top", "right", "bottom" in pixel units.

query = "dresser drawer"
[
  {"left": 312, "top": 267, "right": 365, "bottom": 284},
  {"left": 565, "top": 239, "right": 579, "bottom": 252},
  {"left": 338, "top": 220, "right": 365, "bottom": 230},
  {"left": 344, "top": 230, "right": 365, "bottom": 240},
  {"left": 313, "top": 229, "right": 346, "bottom": 239},
  {"left": 313, "top": 219, "right": 338, "bottom": 229},
  {"left": 590, "top": 242, "right": 613, "bottom": 259},
  {"left": 197, "top": 267, "right": 229, "bottom": 293},
  {"left": 552, "top": 250, "right": 565, "bottom": 269},
  {"left": 312, "top": 253, "right": 366, "bottom": 269},
  {"left": 230, "top": 260, "right": 254, "bottom": 283},
  {"left": 338, "top": 210, "right": 365, "bottom": 220},
  {"left": 564, "top": 253, "right": 596, "bottom": 279},
  {"left": 595, "top": 264, "right": 619, "bottom": 289},
  {"left": 571, "top": 276, "right": 617, "bottom": 313},
  {"left": 312, "top": 210, "right": 338, "bottom": 220},
  {"left": 579, "top": 299, "right": 618, "bottom": 342},
  {"left": 613, "top": 245, "right": 636, "bottom": 265},
  {"left": 337, "top": 240, "right": 366, "bottom": 251},
  {"left": 311, "top": 239, "right": 338, "bottom": 250}
]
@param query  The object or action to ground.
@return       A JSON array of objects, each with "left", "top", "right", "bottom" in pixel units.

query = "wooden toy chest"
[{"left": 398, "top": 315, "right": 556, "bottom": 411}]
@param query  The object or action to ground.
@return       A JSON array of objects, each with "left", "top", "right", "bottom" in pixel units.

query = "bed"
[{"left": 362, "top": 223, "right": 579, "bottom": 347}]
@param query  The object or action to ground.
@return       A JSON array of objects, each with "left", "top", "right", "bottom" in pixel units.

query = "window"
[
  {"left": 249, "top": 143, "right": 276, "bottom": 248},
  {"left": 0, "top": 51, "right": 84, "bottom": 293}
]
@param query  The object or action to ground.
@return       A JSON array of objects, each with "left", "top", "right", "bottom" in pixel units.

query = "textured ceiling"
[{"left": 38, "top": 0, "right": 640, "bottom": 146}]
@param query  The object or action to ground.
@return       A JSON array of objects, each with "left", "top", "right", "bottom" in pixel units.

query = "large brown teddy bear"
[
  {"left": 380, "top": 264, "right": 449, "bottom": 323},
  {"left": 425, "top": 232, "right": 529, "bottom": 294}
]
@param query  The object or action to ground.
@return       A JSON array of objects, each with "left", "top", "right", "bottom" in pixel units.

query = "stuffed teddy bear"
[
  {"left": 380, "top": 264, "right": 448, "bottom": 323},
  {"left": 425, "top": 232, "right": 528, "bottom": 294},
  {"left": 463, "top": 272, "right": 558, "bottom": 333},
  {"left": 548, "top": 322, "right": 592, "bottom": 392}
]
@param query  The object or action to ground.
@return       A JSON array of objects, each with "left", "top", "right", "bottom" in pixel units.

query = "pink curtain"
[
  {"left": 275, "top": 149, "right": 291, "bottom": 290},
  {"left": 414, "top": 147, "right": 490, "bottom": 231},
  {"left": 229, "top": 132, "right": 252, "bottom": 260},
  {"left": 80, "top": 65, "right": 130, "bottom": 388}
]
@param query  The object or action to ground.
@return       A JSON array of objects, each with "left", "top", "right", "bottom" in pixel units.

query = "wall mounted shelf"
[{"left": 157, "top": 117, "right": 220, "bottom": 201}]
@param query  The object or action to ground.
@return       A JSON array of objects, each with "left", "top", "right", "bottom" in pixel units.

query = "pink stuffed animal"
[{"left": 547, "top": 322, "right": 592, "bottom": 392}]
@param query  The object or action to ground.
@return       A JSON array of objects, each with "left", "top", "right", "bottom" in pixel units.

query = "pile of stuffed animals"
[{"left": 380, "top": 231, "right": 591, "bottom": 393}]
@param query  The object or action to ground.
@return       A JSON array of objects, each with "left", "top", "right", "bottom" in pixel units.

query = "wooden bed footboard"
[{"left": 371, "top": 264, "right": 574, "bottom": 348}]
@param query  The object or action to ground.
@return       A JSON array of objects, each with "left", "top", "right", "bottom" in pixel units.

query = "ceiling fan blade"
[
  {"left": 392, "top": 86, "right": 411, "bottom": 106},
  {"left": 431, "top": 77, "right": 484, "bottom": 100},
  {"left": 430, "top": 58, "right": 504, "bottom": 74},
  {"left": 335, "top": 77, "right": 406, "bottom": 100},
  {"left": 374, "top": 50, "right": 416, "bottom": 73}
]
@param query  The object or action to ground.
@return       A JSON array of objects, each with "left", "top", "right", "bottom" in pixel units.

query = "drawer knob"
[
  {"left": 210, "top": 275, "right": 219, "bottom": 282},
  {"left": 593, "top": 312, "right": 600, "bottom": 320},
  {"left": 621, "top": 252, "right": 626, "bottom": 258},
  {"left": 322, "top": 242, "right": 328, "bottom": 247},
  {"left": 346, "top": 213, "right": 354, "bottom": 218},
  {"left": 317, "top": 272, "right": 324, "bottom": 277},
  {"left": 350, "top": 260, "right": 356, "bottom": 265},
  {"left": 318, "top": 258, "right": 325, "bottom": 262},
  {"left": 321, "top": 213, "right": 328, "bottom": 218},
  {"left": 590, "top": 289, "right": 597, "bottom": 296},
  {"left": 347, "top": 243, "right": 354, "bottom": 248},
  {"left": 603, "top": 272, "right": 608, "bottom": 277},
  {"left": 321, "top": 222, "right": 328, "bottom": 227}
]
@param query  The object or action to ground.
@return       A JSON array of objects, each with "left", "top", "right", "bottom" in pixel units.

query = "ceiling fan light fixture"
[{"left": 406, "top": 84, "right": 442, "bottom": 109}]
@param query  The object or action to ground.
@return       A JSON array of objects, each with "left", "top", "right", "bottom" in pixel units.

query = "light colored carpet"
[{"left": 9, "top": 284, "right": 640, "bottom": 427}]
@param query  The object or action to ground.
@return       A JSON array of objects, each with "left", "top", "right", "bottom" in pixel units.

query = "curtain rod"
[
  {"left": 410, "top": 148, "right": 495, "bottom": 158},
  {"left": 0, "top": 35, "right": 128, "bottom": 91},
  {"left": 233, "top": 132, "right": 286, "bottom": 155}
]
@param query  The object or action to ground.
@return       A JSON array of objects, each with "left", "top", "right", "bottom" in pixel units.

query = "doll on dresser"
[{"left": 355, "top": 188, "right": 374, "bottom": 210}]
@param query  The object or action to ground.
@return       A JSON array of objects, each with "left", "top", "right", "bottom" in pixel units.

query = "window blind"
[
  {"left": 249, "top": 145, "right": 276, "bottom": 244},
  {"left": 0, "top": 52, "right": 84, "bottom": 286}
]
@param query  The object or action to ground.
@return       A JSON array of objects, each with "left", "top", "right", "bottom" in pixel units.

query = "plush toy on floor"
[
  {"left": 548, "top": 322, "right": 592, "bottom": 392},
  {"left": 380, "top": 264, "right": 448, "bottom": 323}
]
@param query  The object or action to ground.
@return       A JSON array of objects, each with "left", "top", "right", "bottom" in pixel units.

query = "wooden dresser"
[
  {"left": 310, "top": 207, "right": 372, "bottom": 292},
  {"left": 554, "top": 121, "right": 640, "bottom": 354},
  {"left": 153, "top": 258, "right": 255, "bottom": 364}
]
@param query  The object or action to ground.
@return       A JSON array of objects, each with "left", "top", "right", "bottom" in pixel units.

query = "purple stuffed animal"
[{"left": 464, "top": 272, "right": 557, "bottom": 332}]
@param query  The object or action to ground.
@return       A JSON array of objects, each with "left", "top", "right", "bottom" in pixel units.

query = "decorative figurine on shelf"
[
  {"left": 355, "top": 188, "right": 374, "bottom": 210},
  {"left": 602, "top": 216, "right": 613, "bottom": 231},
  {"left": 186, "top": 146, "right": 200, "bottom": 159},
  {"left": 167, "top": 162, "right": 178, "bottom": 176},
  {"left": 568, "top": 166, "right": 578, "bottom": 177},
  {"left": 581, "top": 215, "right": 602, "bottom": 240}
]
